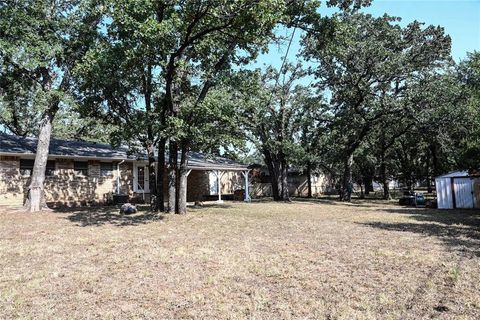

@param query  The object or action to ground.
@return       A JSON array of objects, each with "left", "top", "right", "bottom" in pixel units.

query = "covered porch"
[{"left": 131, "top": 152, "right": 251, "bottom": 203}]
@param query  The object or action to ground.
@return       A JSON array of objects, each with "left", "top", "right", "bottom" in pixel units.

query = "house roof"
[
  {"left": 0, "top": 133, "right": 248, "bottom": 171},
  {"left": 0, "top": 133, "right": 133, "bottom": 160}
]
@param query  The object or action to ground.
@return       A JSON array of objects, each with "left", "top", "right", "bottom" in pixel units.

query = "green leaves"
[{"left": 0, "top": 0, "right": 102, "bottom": 136}]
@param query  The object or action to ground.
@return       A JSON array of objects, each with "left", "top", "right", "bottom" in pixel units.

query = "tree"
[
  {"left": 169, "top": 85, "right": 247, "bottom": 213},
  {"left": 0, "top": 0, "right": 101, "bottom": 211},
  {"left": 302, "top": 13, "right": 452, "bottom": 200},
  {"left": 362, "top": 70, "right": 469, "bottom": 195},
  {"left": 236, "top": 64, "right": 324, "bottom": 201},
  {"left": 457, "top": 51, "right": 480, "bottom": 172},
  {"left": 294, "top": 89, "right": 329, "bottom": 198},
  {"left": 74, "top": 0, "right": 168, "bottom": 210},
  {"left": 157, "top": 0, "right": 316, "bottom": 212},
  {"left": 75, "top": 0, "right": 320, "bottom": 213}
]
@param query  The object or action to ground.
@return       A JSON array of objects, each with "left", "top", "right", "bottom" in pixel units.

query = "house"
[
  {"left": 248, "top": 164, "right": 334, "bottom": 198},
  {"left": 435, "top": 171, "right": 480, "bottom": 209},
  {"left": 0, "top": 133, "right": 250, "bottom": 207}
]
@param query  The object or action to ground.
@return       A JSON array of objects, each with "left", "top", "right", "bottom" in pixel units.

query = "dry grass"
[{"left": 0, "top": 200, "right": 479, "bottom": 319}]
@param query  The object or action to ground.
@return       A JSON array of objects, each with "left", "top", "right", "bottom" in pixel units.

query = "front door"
[{"left": 135, "top": 165, "right": 150, "bottom": 193}]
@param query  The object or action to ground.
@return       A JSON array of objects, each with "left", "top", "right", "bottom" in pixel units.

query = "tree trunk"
[
  {"left": 262, "top": 149, "right": 290, "bottom": 201},
  {"left": 341, "top": 153, "right": 354, "bottom": 201},
  {"left": 380, "top": 150, "right": 390, "bottom": 200},
  {"left": 382, "top": 177, "right": 390, "bottom": 200},
  {"left": 24, "top": 109, "right": 56, "bottom": 212},
  {"left": 280, "top": 159, "right": 290, "bottom": 201},
  {"left": 155, "top": 138, "right": 166, "bottom": 212},
  {"left": 406, "top": 178, "right": 413, "bottom": 191},
  {"left": 430, "top": 143, "right": 439, "bottom": 177},
  {"left": 147, "top": 142, "right": 157, "bottom": 207},
  {"left": 270, "top": 165, "right": 282, "bottom": 201},
  {"left": 263, "top": 149, "right": 280, "bottom": 200},
  {"left": 177, "top": 143, "right": 189, "bottom": 214},
  {"left": 363, "top": 176, "right": 373, "bottom": 195},
  {"left": 167, "top": 140, "right": 178, "bottom": 213},
  {"left": 426, "top": 147, "right": 433, "bottom": 193},
  {"left": 306, "top": 162, "right": 313, "bottom": 198}
]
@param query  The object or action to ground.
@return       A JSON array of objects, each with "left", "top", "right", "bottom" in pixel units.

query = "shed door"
[
  {"left": 454, "top": 178, "right": 474, "bottom": 209},
  {"left": 436, "top": 178, "right": 453, "bottom": 209}
]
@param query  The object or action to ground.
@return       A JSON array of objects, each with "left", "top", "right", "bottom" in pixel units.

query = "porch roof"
[
  {"left": 0, "top": 133, "right": 248, "bottom": 171},
  {"left": 183, "top": 152, "right": 248, "bottom": 171}
]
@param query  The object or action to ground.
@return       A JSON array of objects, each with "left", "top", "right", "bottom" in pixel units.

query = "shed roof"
[
  {"left": 436, "top": 171, "right": 470, "bottom": 179},
  {"left": 0, "top": 133, "right": 248, "bottom": 171}
]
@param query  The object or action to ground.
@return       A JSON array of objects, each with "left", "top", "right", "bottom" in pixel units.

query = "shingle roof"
[
  {"left": 0, "top": 133, "right": 133, "bottom": 159},
  {"left": 0, "top": 133, "right": 248, "bottom": 171}
]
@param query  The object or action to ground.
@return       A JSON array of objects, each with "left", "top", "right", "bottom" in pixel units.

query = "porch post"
[
  {"left": 242, "top": 170, "right": 251, "bottom": 202},
  {"left": 216, "top": 170, "right": 223, "bottom": 203}
]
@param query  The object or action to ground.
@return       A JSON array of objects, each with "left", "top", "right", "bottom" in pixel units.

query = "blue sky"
[{"left": 254, "top": 0, "right": 480, "bottom": 69}]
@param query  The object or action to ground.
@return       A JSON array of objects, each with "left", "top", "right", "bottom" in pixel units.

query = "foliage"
[
  {"left": 302, "top": 12, "right": 453, "bottom": 199},
  {"left": 457, "top": 51, "right": 480, "bottom": 172},
  {"left": 0, "top": 0, "right": 102, "bottom": 133}
]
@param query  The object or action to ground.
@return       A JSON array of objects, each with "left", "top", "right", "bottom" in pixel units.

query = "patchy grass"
[{"left": 0, "top": 200, "right": 479, "bottom": 319}]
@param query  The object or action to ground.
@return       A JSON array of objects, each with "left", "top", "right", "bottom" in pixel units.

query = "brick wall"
[
  {"left": 0, "top": 158, "right": 133, "bottom": 207},
  {"left": 0, "top": 158, "right": 248, "bottom": 206},
  {"left": 187, "top": 170, "right": 210, "bottom": 202},
  {"left": 0, "top": 157, "right": 24, "bottom": 206}
]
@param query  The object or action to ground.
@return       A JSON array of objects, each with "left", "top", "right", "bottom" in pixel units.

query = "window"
[
  {"left": 45, "top": 160, "right": 56, "bottom": 176},
  {"left": 74, "top": 161, "right": 89, "bottom": 176},
  {"left": 137, "top": 166, "right": 145, "bottom": 190},
  {"left": 100, "top": 162, "right": 113, "bottom": 177},
  {"left": 20, "top": 159, "right": 34, "bottom": 176},
  {"left": 19, "top": 159, "right": 55, "bottom": 176}
]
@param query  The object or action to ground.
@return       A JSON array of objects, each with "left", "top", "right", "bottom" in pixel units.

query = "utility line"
[{"left": 266, "top": 25, "right": 298, "bottom": 109}]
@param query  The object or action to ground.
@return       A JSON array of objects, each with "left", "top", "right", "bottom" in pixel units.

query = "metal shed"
[{"left": 435, "top": 171, "right": 480, "bottom": 209}]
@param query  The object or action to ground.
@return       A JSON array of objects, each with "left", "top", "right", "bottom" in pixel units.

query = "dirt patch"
[{"left": 1, "top": 200, "right": 479, "bottom": 319}]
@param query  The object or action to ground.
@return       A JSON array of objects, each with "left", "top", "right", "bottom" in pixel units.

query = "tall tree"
[
  {"left": 76, "top": 0, "right": 320, "bottom": 213},
  {"left": 0, "top": 0, "right": 101, "bottom": 211},
  {"left": 457, "top": 51, "right": 480, "bottom": 172},
  {"left": 237, "top": 64, "right": 325, "bottom": 201},
  {"left": 74, "top": 0, "right": 168, "bottom": 209},
  {"left": 302, "top": 13, "right": 451, "bottom": 200},
  {"left": 157, "top": 0, "right": 309, "bottom": 212}
]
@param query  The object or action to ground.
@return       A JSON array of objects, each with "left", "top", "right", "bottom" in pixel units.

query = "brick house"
[
  {"left": 248, "top": 164, "right": 334, "bottom": 198},
  {"left": 0, "top": 133, "right": 250, "bottom": 207}
]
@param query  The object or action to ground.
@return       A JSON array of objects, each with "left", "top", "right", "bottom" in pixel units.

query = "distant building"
[{"left": 248, "top": 164, "right": 336, "bottom": 198}]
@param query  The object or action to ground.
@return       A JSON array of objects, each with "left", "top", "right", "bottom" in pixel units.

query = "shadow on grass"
[
  {"left": 54, "top": 205, "right": 164, "bottom": 227},
  {"left": 291, "top": 197, "right": 395, "bottom": 208},
  {"left": 360, "top": 207, "right": 480, "bottom": 257},
  {"left": 188, "top": 202, "right": 233, "bottom": 213}
]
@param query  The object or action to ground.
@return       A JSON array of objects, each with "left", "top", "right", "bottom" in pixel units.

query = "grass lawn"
[{"left": 0, "top": 200, "right": 479, "bottom": 319}]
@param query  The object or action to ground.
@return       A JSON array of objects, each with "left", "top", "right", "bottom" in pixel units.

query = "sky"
[{"left": 254, "top": 0, "right": 480, "bottom": 69}]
